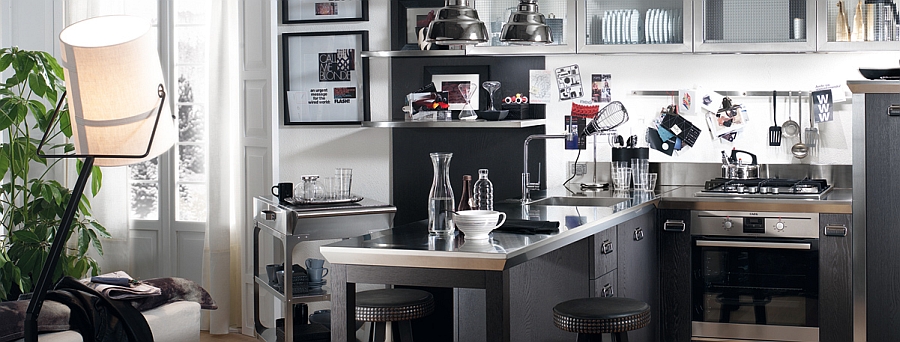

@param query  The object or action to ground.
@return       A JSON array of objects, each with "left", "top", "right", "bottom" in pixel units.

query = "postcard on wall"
[
  {"left": 811, "top": 89, "right": 834, "bottom": 123},
  {"left": 591, "top": 74, "right": 611, "bottom": 103},
  {"left": 283, "top": 0, "right": 367, "bottom": 24},
  {"left": 529, "top": 69, "right": 555, "bottom": 104},
  {"left": 555, "top": 64, "right": 583, "bottom": 101}
]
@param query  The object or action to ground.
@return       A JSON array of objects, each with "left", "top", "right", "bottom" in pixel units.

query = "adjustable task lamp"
[
  {"left": 501, "top": 0, "right": 553, "bottom": 45},
  {"left": 426, "top": 0, "right": 489, "bottom": 45},
  {"left": 25, "top": 15, "right": 176, "bottom": 341}
]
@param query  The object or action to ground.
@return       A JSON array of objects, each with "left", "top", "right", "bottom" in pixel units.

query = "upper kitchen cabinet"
[
  {"left": 693, "top": 0, "right": 817, "bottom": 53},
  {"left": 577, "top": 0, "right": 693, "bottom": 53},
  {"left": 816, "top": 0, "right": 900, "bottom": 51},
  {"left": 468, "top": 0, "right": 577, "bottom": 54}
]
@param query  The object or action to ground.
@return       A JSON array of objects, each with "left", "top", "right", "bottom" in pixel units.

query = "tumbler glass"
[
  {"left": 335, "top": 168, "right": 352, "bottom": 199},
  {"left": 631, "top": 159, "right": 649, "bottom": 190},
  {"left": 611, "top": 161, "right": 632, "bottom": 190}
]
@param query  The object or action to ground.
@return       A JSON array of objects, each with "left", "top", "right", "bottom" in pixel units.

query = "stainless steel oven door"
[{"left": 691, "top": 237, "right": 819, "bottom": 342}]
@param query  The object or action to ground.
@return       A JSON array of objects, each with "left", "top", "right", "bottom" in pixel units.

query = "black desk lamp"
[{"left": 24, "top": 15, "right": 176, "bottom": 341}]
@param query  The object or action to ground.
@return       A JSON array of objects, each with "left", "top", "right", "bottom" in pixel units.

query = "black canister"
[
  {"left": 294, "top": 303, "right": 308, "bottom": 325},
  {"left": 611, "top": 147, "right": 649, "bottom": 164}
]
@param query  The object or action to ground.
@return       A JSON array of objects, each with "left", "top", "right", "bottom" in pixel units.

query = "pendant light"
[
  {"left": 501, "top": 0, "right": 553, "bottom": 45},
  {"left": 426, "top": 0, "right": 488, "bottom": 45}
]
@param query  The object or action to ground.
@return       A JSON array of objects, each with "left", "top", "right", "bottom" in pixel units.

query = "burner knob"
[
  {"left": 723, "top": 219, "right": 733, "bottom": 230},
  {"left": 775, "top": 221, "right": 785, "bottom": 231}
]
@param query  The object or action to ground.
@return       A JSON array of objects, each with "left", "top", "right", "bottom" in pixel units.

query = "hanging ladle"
[{"left": 791, "top": 94, "right": 809, "bottom": 159}]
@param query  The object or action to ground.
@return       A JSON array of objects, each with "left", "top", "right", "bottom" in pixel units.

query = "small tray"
[{"left": 284, "top": 195, "right": 364, "bottom": 206}]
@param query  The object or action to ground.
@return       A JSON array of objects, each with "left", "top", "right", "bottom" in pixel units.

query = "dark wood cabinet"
[
  {"left": 819, "top": 213, "right": 852, "bottom": 342},
  {"left": 616, "top": 208, "right": 659, "bottom": 341},
  {"left": 658, "top": 209, "right": 692, "bottom": 342}
]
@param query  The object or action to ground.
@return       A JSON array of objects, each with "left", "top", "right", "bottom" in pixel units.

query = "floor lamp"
[{"left": 24, "top": 15, "right": 176, "bottom": 341}]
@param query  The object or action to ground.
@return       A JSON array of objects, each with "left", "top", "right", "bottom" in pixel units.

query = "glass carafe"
[{"left": 428, "top": 152, "right": 455, "bottom": 235}]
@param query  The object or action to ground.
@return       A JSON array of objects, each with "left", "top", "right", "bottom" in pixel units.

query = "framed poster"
[
  {"left": 282, "top": 31, "right": 369, "bottom": 125},
  {"left": 283, "top": 0, "right": 368, "bottom": 24},
  {"left": 431, "top": 74, "right": 479, "bottom": 111}
]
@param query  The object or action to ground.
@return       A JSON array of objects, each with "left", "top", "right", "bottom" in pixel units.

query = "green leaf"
[
  {"left": 0, "top": 53, "right": 13, "bottom": 72},
  {"left": 11, "top": 230, "right": 41, "bottom": 244},
  {"left": 77, "top": 229, "right": 89, "bottom": 257},
  {"left": 91, "top": 167, "right": 102, "bottom": 196},
  {"left": 87, "top": 229, "right": 103, "bottom": 255},
  {"left": 27, "top": 73, "right": 46, "bottom": 98},
  {"left": 89, "top": 221, "right": 111, "bottom": 238},
  {"left": 19, "top": 249, "right": 37, "bottom": 276}
]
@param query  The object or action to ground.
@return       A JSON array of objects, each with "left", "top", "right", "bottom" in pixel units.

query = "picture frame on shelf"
[
  {"left": 423, "top": 65, "right": 490, "bottom": 112},
  {"left": 431, "top": 73, "right": 480, "bottom": 111},
  {"left": 282, "top": 0, "right": 368, "bottom": 24},
  {"left": 282, "top": 31, "right": 369, "bottom": 125}
]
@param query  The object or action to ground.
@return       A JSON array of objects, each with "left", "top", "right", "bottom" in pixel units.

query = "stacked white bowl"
[{"left": 453, "top": 210, "right": 507, "bottom": 240}]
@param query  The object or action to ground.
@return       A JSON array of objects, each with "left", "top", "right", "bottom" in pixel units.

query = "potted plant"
[{"left": 0, "top": 47, "right": 109, "bottom": 300}]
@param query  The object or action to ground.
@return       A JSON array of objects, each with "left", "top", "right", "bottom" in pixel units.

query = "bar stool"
[
  {"left": 356, "top": 288, "right": 435, "bottom": 342},
  {"left": 552, "top": 297, "right": 651, "bottom": 342}
]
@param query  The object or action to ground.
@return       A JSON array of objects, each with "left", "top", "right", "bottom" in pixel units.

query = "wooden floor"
[{"left": 200, "top": 332, "right": 258, "bottom": 342}]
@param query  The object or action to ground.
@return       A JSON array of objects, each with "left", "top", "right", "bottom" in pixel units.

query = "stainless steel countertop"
[{"left": 320, "top": 185, "right": 852, "bottom": 271}]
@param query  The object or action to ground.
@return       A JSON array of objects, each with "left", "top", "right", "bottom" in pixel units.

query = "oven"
[{"left": 691, "top": 211, "right": 819, "bottom": 342}]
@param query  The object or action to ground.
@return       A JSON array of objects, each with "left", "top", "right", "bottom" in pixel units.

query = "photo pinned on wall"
[
  {"left": 811, "top": 89, "right": 834, "bottom": 123},
  {"left": 283, "top": 0, "right": 368, "bottom": 24},
  {"left": 431, "top": 74, "right": 480, "bottom": 111},
  {"left": 591, "top": 74, "right": 612, "bottom": 103},
  {"left": 529, "top": 69, "right": 555, "bottom": 104},
  {"left": 555, "top": 65, "right": 583, "bottom": 101},
  {"left": 282, "top": 31, "right": 369, "bottom": 125}
]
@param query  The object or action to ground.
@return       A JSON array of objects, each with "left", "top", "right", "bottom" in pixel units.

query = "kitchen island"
[
  {"left": 321, "top": 188, "right": 658, "bottom": 342},
  {"left": 320, "top": 184, "right": 854, "bottom": 342}
]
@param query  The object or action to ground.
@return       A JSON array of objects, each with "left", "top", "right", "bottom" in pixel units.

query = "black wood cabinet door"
[
  {"left": 658, "top": 209, "right": 692, "bottom": 342},
  {"left": 617, "top": 208, "right": 659, "bottom": 341},
  {"left": 819, "top": 213, "right": 852, "bottom": 342}
]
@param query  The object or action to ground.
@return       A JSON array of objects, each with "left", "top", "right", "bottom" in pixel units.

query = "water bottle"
[{"left": 473, "top": 169, "right": 493, "bottom": 211}]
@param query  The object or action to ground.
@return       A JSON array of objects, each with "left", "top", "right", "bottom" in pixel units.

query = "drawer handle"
[
  {"left": 633, "top": 227, "right": 644, "bottom": 241},
  {"left": 262, "top": 210, "right": 276, "bottom": 221},
  {"left": 889, "top": 105, "right": 900, "bottom": 116},
  {"left": 601, "top": 240, "right": 614, "bottom": 254},
  {"left": 664, "top": 219, "right": 685, "bottom": 232},
  {"left": 602, "top": 283, "right": 614, "bottom": 297},
  {"left": 825, "top": 224, "right": 848, "bottom": 237}
]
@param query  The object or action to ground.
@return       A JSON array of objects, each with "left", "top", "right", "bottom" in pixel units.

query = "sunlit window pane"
[
  {"left": 178, "top": 104, "right": 206, "bottom": 143},
  {"left": 130, "top": 182, "right": 159, "bottom": 220},
  {"left": 175, "top": 0, "right": 209, "bottom": 25},
  {"left": 178, "top": 144, "right": 206, "bottom": 182},
  {"left": 128, "top": 158, "right": 159, "bottom": 181},
  {"left": 176, "top": 67, "right": 208, "bottom": 104},
  {"left": 177, "top": 183, "right": 207, "bottom": 222},
  {"left": 176, "top": 26, "right": 207, "bottom": 64}
]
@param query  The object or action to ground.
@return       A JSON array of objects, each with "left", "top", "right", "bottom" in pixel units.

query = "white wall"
[
  {"left": 542, "top": 52, "right": 900, "bottom": 187},
  {"left": 275, "top": 2, "right": 392, "bottom": 204}
]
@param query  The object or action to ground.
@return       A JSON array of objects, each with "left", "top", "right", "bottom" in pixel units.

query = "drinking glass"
[
  {"left": 335, "top": 168, "right": 352, "bottom": 199},
  {"left": 611, "top": 161, "right": 632, "bottom": 190},
  {"left": 648, "top": 173, "right": 658, "bottom": 191},
  {"left": 631, "top": 158, "right": 649, "bottom": 190}
]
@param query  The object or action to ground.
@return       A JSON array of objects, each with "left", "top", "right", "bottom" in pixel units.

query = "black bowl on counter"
[
  {"left": 859, "top": 67, "right": 900, "bottom": 80},
  {"left": 476, "top": 110, "right": 508, "bottom": 121}
]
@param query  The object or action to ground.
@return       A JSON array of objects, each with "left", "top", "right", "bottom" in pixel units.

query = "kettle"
[{"left": 721, "top": 149, "right": 759, "bottom": 179}]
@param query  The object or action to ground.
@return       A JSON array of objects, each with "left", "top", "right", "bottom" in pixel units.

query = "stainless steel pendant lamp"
[
  {"left": 501, "top": 0, "right": 553, "bottom": 44},
  {"left": 426, "top": 0, "right": 488, "bottom": 45}
]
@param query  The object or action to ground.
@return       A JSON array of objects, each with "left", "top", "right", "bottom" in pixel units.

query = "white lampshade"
[{"left": 59, "top": 15, "right": 176, "bottom": 167}]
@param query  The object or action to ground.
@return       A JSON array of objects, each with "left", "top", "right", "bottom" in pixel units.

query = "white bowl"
[{"left": 453, "top": 211, "right": 506, "bottom": 240}]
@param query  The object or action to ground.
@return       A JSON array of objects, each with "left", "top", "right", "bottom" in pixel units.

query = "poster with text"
[
  {"left": 811, "top": 89, "right": 834, "bottom": 123},
  {"left": 591, "top": 74, "right": 611, "bottom": 103}
]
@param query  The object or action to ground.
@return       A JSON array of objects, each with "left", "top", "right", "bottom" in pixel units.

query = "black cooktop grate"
[{"left": 703, "top": 178, "right": 830, "bottom": 193}]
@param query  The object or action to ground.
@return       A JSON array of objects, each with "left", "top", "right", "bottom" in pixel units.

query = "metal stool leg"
[
  {"left": 576, "top": 333, "right": 605, "bottom": 342},
  {"left": 395, "top": 320, "right": 415, "bottom": 342},
  {"left": 368, "top": 322, "right": 387, "bottom": 342},
  {"left": 612, "top": 332, "right": 629, "bottom": 342}
]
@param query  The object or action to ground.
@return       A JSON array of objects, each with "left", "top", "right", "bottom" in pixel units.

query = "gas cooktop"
[{"left": 695, "top": 178, "right": 833, "bottom": 199}]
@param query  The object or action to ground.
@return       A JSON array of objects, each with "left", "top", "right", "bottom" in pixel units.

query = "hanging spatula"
[
  {"left": 769, "top": 90, "right": 782, "bottom": 146},
  {"left": 804, "top": 92, "right": 818, "bottom": 147}
]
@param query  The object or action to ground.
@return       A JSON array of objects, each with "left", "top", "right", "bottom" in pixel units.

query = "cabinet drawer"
[
  {"left": 592, "top": 269, "right": 618, "bottom": 298},
  {"left": 593, "top": 226, "right": 617, "bottom": 277}
]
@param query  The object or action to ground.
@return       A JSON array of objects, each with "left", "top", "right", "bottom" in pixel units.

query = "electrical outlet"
[{"left": 569, "top": 162, "right": 587, "bottom": 176}]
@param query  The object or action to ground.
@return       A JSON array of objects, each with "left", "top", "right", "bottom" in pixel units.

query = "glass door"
[
  {"left": 816, "top": 0, "right": 900, "bottom": 51},
  {"left": 577, "top": 0, "right": 693, "bottom": 53},
  {"left": 469, "top": 0, "right": 577, "bottom": 54},
  {"left": 694, "top": 0, "right": 816, "bottom": 52}
]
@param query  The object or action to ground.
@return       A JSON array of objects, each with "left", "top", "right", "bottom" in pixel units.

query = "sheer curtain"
[{"left": 203, "top": 0, "right": 239, "bottom": 334}]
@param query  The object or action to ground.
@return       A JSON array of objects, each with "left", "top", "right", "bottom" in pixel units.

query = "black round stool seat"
[
  {"left": 355, "top": 288, "right": 435, "bottom": 322},
  {"left": 553, "top": 297, "right": 651, "bottom": 334}
]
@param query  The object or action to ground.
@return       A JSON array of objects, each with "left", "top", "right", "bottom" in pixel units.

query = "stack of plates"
[{"left": 593, "top": 8, "right": 683, "bottom": 45}]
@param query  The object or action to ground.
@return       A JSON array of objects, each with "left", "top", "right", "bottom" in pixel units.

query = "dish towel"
[{"left": 495, "top": 219, "right": 560, "bottom": 235}]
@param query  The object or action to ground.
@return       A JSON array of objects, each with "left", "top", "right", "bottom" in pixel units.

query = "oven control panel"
[{"left": 690, "top": 210, "right": 819, "bottom": 239}]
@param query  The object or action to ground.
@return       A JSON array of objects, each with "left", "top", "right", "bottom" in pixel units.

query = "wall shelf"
[{"left": 362, "top": 119, "right": 546, "bottom": 128}]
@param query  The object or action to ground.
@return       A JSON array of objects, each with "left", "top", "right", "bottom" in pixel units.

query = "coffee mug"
[
  {"left": 305, "top": 258, "right": 326, "bottom": 269},
  {"left": 272, "top": 182, "right": 293, "bottom": 202},
  {"left": 308, "top": 267, "right": 329, "bottom": 281}
]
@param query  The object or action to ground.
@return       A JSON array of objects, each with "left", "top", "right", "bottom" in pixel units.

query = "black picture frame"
[
  {"left": 282, "top": 0, "right": 369, "bottom": 24},
  {"left": 392, "top": 0, "right": 446, "bottom": 50},
  {"left": 423, "top": 65, "right": 490, "bottom": 113},
  {"left": 282, "top": 31, "right": 370, "bottom": 125}
]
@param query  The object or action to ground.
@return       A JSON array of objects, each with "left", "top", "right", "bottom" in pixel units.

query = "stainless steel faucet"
[{"left": 522, "top": 133, "right": 572, "bottom": 203}]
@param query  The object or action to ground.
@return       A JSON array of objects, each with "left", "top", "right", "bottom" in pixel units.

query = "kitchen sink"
[{"left": 527, "top": 196, "right": 628, "bottom": 207}]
